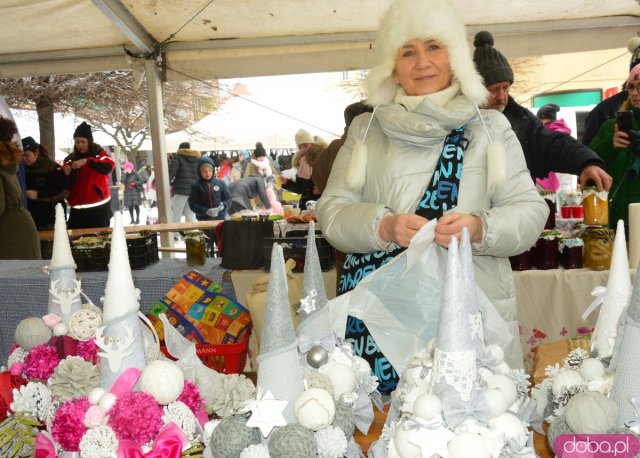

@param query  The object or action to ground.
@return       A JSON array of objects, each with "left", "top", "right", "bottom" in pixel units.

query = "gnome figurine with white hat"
[
  {"left": 255, "top": 243, "right": 305, "bottom": 425},
  {"left": 46, "top": 203, "right": 82, "bottom": 323},
  {"left": 590, "top": 220, "right": 632, "bottom": 360},
  {"left": 296, "top": 221, "right": 335, "bottom": 368},
  {"left": 96, "top": 212, "right": 147, "bottom": 390}
]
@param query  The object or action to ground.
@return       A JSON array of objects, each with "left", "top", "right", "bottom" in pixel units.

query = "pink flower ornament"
[{"left": 42, "top": 314, "right": 62, "bottom": 329}]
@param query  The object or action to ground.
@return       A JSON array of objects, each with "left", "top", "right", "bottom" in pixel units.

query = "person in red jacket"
[{"left": 62, "top": 122, "right": 115, "bottom": 229}]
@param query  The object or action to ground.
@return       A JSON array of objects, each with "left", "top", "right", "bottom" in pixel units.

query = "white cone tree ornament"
[
  {"left": 256, "top": 243, "right": 305, "bottom": 424},
  {"left": 97, "top": 212, "right": 147, "bottom": 390},
  {"left": 47, "top": 203, "right": 82, "bottom": 323},
  {"left": 591, "top": 220, "right": 632, "bottom": 359}
]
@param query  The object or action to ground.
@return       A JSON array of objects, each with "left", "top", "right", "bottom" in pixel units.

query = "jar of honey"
[
  {"left": 184, "top": 230, "right": 206, "bottom": 266},
  {"left": 582, "top": 227, "right": 614, "bottom": 270},
  {"left": 559, "top": 237, "right": 583, "bottom": 270},
  {"left": 582, "top": 188, "right": 609, "bottom": 226}
]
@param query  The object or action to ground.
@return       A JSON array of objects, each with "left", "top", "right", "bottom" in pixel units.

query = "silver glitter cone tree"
[
  {"left": 591, "top": 219, "right": 632, "bottom": 359},
  {"left": 431, "top": 237, "right": 485, "bottom": 429},
  {"left": 460, "top": 227, "right": 485, "bottom": 363},
  {"left": 97, "top": 212, "right": 147, "bottom": 390},
  {"left": 256, "top": 243, "right": 305, "bottom": 424},
  {"left": 47, "top": 203, "right": 82, "bottom": 323},
  {"left": 296, "top": 221, "right": 332, "bottom": 340},
  {"left": 610, "top": 255, "right": 640, "bottom": 428}
]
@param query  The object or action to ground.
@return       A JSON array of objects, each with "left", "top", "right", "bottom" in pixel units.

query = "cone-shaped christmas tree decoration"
[
  {"left": 296, "top": 221, "right": 332, "bottom": 340},
  {"left": 460, "top": 227, "right": 485, "bottom": 363},
  {"left": 609, "top": 255, "right": 640, "bottom": 428},
  {"left": 256, "top": 243, "right": 305, "bottom": 424},
  {"left": 47, "top": 203, "right": 82, "bottom": 323},
  {"left": 97, "top": 212, "right": 147, "bottom": 390},
  {"left": 431, "top": 237, "right": 488, "bottom": 429},
  {"left": 591, "top": 220, "right": 632, "bottom": 359}
]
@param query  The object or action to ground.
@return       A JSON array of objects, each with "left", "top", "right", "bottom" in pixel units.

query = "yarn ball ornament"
[
  {"left": 77, "top": 338, "right": 99, "bottom": 364},
  {"left": 22, "top": 343, "right": 60, "bottom": 381},
  {"left": 51, "top": 396, "right": 91, "bottom": 451},
  {"left": 139, "top": 360, "right": 184, "bottom": 405},
  {"left": 304, "top": 372, "right": 335, "bottom": 398},
  {"left": 315, "top": 425, "right": 348, "bottom": 458},
  {"left": 177, "top": 379, "right": 203, "bottom": 414},
  {"left": 294, "top": 388, "right": 335, "bottom": 431},
  {"left": 108, "top": 391, "right": 163, "bottom": 446},
  {"left": 15, "top": 317, "right": 52, "bottom": 350},
  {"left": 239, "top": 443, "right": 270, "bottom": 458},
  {"left": 268, "top": 424, "right": 317, "bottom": 458},
  {"left": 564, "top": 391, "right": 617, "bottom": 434},
  {"left": 331, "top": 399, "right": 356, "bottom": 437},
  {"left": 210, "top": 414, "right": 262, "bottom": 458},
  {"left": 547, "top": 415, "right": 573, "bottom": 451}
]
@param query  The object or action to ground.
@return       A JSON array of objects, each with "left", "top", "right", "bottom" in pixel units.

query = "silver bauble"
[{"left": 307, "top": 345, "right": 329, "bottom": 368}]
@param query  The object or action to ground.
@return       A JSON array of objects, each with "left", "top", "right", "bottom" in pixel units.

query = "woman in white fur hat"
[{"left": 317, "top": 0, "right": 548, "bottom": 393}]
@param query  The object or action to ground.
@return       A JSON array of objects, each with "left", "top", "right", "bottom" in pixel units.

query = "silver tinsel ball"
[{"left": 307, "top": 346, "right": 329, "bottom": 368}]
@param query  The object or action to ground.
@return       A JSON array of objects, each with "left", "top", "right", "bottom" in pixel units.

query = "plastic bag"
[
  {"left": 159, "top": 313, "right": 221, "bottom": 407},
  {"left": 328, "top": 220, "right": 513, "bottom": 376}
]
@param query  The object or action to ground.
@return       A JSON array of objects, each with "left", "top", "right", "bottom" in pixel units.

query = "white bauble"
[
  {"left": 485, "top": 344, "right": 505, "bottom": 365},
  {"left": 485, "top": 374, "right": 517, "bottom": 407},
  {"left": 89, "top": 387, "right": 106, "bottom": 405},
  {"left": 318, "top": 362, "right": 357, "bottom": 399},
  {"left": 350, "top": 355, "right": 371, "bottom": 378},
  {"left": 98, "top": 392, "right": 117, "bottom": 411},
  {"left": 294, "top": 388, "right": 335, "bottom": 431},
  {"left": 490, "top": 413, "right": 527, "bottom": 449},
  {"left": 448, "top": 432, "right": 490, "bottom": 458},
  {"left": 392, "top": 421, "right": 421, "bottom": 458},
  {"left": 483, "top": 388, "right": 507, "bottom": 418},
  {"left": 579, "top": 358, "right": 605, "bottom": 382},
  {"left": 477, "top": 367, "right": 493, "bottom": 383},
  {"left": 413, "top": 393, "right": 442, "bottom": 421},
  {"left": 551, "top": 369, "right": 584, "bottom": 397},
  {"left": 53, "top": 322, "right": 69, "bottom": 336},
  {"left": 495, "top": 361, "right": 511, "bottom": 375},
  {"left": 15, "top": 317, "right": 51, "bottom": 350},
  {"left": 139, "top": 360, "right": 184, "bottom": 405}
]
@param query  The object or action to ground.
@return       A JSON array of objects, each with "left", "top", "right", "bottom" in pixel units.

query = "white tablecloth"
[{"left": 514, "top": 267, "right": 636, "bottom": 370}]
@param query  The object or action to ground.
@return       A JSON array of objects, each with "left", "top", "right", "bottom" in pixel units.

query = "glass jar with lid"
[
  {"left": 184, "top": 230, "right": 207, "bottom": 266},
  {"left": 582, "top": 226, "right": 614, "bottom": 270},
  {"left": 582, "top": 187, "right": 609, "bottom": 226}
]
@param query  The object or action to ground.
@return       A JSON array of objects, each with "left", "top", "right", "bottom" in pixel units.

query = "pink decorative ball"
[
  {"left": 177, "top": 379, "right": 203, "bottom": 414},
  {"left": 108, "top": 391, "right": 164, "bottom": 446},
  {"left": 51, "top": 397, "right": 91, "bottom": 451}
]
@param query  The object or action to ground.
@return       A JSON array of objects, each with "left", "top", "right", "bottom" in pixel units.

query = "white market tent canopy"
[
  {"left": 0, "top": 0, "right": 639, "bottom": 80},
  {"left": 1, "top": 0, "right": 638, "bottom": 246}
]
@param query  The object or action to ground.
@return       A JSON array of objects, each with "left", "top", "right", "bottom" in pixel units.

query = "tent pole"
[{"left": 144, "top": 57, "right": 174, "bottom": 255}]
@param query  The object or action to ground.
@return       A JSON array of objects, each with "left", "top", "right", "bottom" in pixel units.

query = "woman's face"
[
  {"left": 627, "top": 77, "right": 640, "bottom": 108},
  {"left": 394, "top": 39, "right": 451, "bottom": 96},
  {"left": 22, "top": 149, "right": 38, "bottom": 166},
  {"left": 298, "top": 143, "right": 312, "bottom": 154},
  {"left": 75, "top": 137, "right": 89, "bottom": 153}
]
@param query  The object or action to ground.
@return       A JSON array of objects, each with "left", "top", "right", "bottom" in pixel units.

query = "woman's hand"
[
  {"left": 613, "top": 124, "right": 631, "bottom": 149},
  {"left": 72, "top": 158, "right": 87, "bottom": 169},
  {"left": 378, "top": 213, "right": 428, "bottom": 247},
  {"left": 434, "top": 213, "right": 482, "bottom": 248}
]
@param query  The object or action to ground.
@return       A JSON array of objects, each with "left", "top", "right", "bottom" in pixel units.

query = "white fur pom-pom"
[
  {"left": 628, "top": 37, "right": 640, "bottom": 54},
  {"left": 345, "top": 139, "right": 368, "bottom": 191},
  {"left": 486, "top": 141, "right": 506, "bottom": 192}
]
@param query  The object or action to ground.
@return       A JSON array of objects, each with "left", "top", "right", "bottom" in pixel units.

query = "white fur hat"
[{"left": 365, "top": 0, "right": 488, "bottom": 107}]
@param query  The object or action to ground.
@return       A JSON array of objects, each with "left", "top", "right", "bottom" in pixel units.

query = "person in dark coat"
[
  {"left": 188, "top": 156, "right": 231, "bottom": 221},
  {"left": 473, "top": 31, "right": 612, "bottom": 191},
  {"left": 62, "top": 121, "right": 115, "bottom": 229},
  {"left": 582, "top": 37, "right": 640, "bottom": 146},
  {"left": 228, "top": 175, "right": 272, "bottom": 215},
  {"left": 120, "top": 161, "right": 144, "bottom": 224},
  {"left": 312, "top": 102, "right": 373, "bottom": 194},
  {"left": 0, "top": 118, "right": 41, "bottom": 260},
  {"left": 169, "top": 141, "right": 201, "bottom": 225},
  {"left": 21, "top": 136, "right": 68, "bottom": 230}
]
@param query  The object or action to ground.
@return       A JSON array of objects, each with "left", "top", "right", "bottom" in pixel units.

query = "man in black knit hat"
[{"left": 473, "top": 31, "right": 611, "bottom": 192}]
